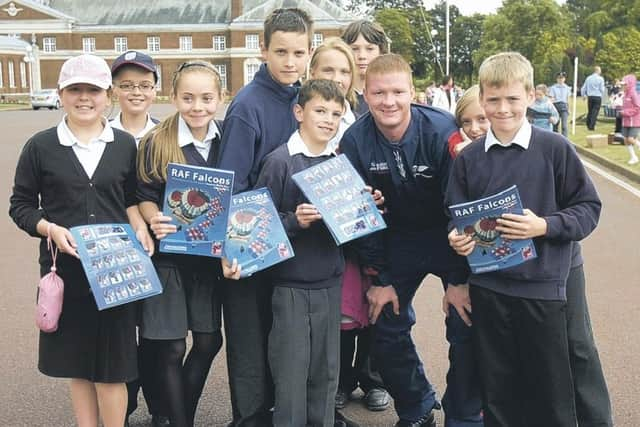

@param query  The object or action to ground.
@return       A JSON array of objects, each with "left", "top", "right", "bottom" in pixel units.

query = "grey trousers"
[{"left": 269, "top": 285, "right": 341, "bottom": 427}]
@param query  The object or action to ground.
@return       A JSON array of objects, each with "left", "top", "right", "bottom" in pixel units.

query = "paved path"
[{"left": 1, "top": 107, "right": 638, "bottom": 426}]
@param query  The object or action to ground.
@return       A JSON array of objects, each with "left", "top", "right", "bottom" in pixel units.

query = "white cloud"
[{"left": 422, "top": 0, "right": 566, "bottom": 16}]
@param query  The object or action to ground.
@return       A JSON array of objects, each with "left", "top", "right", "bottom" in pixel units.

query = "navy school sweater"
[
  {"left": 254, "top": 144, "right": 344, "bottom": 289},
  {"left": 217, "top": 63, "right": 300, "bottom": 193},
  {"left": 339, "top": 104, "right": 468, "bottom": 286},
  {"left": 444, "top": 127, "right": 601, "bottom": 300}
]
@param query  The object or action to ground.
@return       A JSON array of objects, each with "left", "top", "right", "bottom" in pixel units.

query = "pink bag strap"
[{"left": 47, "top": 222, "right": 58, "bottom": 271}]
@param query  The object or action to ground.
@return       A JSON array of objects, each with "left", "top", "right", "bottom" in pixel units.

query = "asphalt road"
[{"left": 1, "top": 106, "right": 638, "bottom": 426}]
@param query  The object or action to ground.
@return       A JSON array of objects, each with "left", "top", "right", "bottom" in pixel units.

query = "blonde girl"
[
  {"left": 10, "top": 54, "right": 148, "bottom": 427},
  {"left": 450, "top": 85, "right": 490, "bottom": 157},
  {"left": 137, "top": 61, "right": 224, "bottom": 427}
]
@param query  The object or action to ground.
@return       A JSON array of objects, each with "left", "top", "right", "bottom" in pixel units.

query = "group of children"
[{"left": 9, "top": 6, "right": 614, "bottom": 427}]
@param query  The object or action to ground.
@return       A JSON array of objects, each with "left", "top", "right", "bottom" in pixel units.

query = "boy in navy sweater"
[
  {"left": 215, "top": 8, "right": 313, "bottom": 426},
  {"left": 445, "top": 52, "right": 602, "bottom": 427}
]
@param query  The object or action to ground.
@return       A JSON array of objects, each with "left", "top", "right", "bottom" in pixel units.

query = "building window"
[
  {"left": 82, "top": 37, "right": 95, "bottom": 53},
  {"left": 212, "top": 64, "right": 227, "bottom": 90},
  {"left": 114, "top": 37, "right": 128, "bottom": 53},
  {"left": 245, "top": 34, "right": 259, "bottom": 50},
  {"left": 8, "top": 60, "right": 15, "bottom": 88},
  {"left": 20, "top": 62, "right": 27, "bottom": 88},
  {"left": 0, "top": 61, "right": 4, "bottom": 88},
  {"left": 147, "top": 36, "right": 160, "bottom": 52},
  {"left": 244, "top": 59, "right": 261, "bottom": 86},
  {"left": 179, "top": 36, "right": 192, "bottom": 52},
  {"left": 42, "top": 37, "right": 56, "bottom": 53},
  {"left": 213, "top": 35, "right": 226, "bottom": 52},
  {"left": 312, "top": 33, "right": 324, "bottom": 48},
  {"left": 156, "top": 64, "right": 162, "bottom": 91}
]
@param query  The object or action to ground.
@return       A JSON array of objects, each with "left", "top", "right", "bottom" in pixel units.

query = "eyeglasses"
[{"left": 117, "top": 82, "right": 155, "bottom": 93}]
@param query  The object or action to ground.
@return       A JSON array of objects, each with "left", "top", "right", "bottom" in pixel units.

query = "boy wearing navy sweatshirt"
[
  {"left": 445, "top": 52, "right": 602, "bottom": 427},
  {"left": 215, "top": 8, "right": 313, "bottom": 426},
  {"left": 251, "top": 79, "right": 345, "bottom": 427}
]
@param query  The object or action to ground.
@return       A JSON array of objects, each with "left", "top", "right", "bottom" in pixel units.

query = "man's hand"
[
  {"left": 295, "top": 203, "right": 322, "bottom": 228},
  {"left": 442, "top": 284, "right": 472, "bottom": 326},
  {"left": 367, "top": 285, "right": 400, "bottom": 324},
  {"left": 448, "top": 228, "right": 475, "bottom": 256},
  {"left": 364, "top": 185, "right": 385, "bottom": 207},
  {"left": 497, "top": 209, "right": 547, "bottom": 240}
]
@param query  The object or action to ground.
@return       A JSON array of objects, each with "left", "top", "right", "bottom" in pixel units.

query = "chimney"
[{"left": 231, "top": 0, "right": 243, "bottom": 20}]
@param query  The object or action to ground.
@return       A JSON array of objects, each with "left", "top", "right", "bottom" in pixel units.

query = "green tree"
[
  {"left": 595, "top": 28, "right": 640, "bottom": 81},
  {"left": 375, "top": 9, "right": 415, "bottom": 64},
  {"left": 450, "top": 14, "right": 485, "bottom": 86}
]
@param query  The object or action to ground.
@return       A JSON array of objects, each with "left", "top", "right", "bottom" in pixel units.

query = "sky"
[{"left": 423, "top": 0, "right": 566, "bottom": 16}]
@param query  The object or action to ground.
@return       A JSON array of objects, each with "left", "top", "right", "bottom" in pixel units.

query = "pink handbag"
[{"left": 35, "top": 227, "right": 64, "bottom": 333}]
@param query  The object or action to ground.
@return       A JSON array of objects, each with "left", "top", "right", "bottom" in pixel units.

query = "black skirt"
[
  {"left": 139, "top": 254, "right": 222, "bottom": 340},
  {"left": 38, "top": 290, "right": 138, "bottom": 383}
]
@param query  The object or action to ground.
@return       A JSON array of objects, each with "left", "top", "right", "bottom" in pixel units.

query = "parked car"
[{"left": 30, "top": 89, "right": 60, "bottom": 110}]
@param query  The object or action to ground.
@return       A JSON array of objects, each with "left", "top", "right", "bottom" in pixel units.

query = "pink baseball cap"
[{"left": 58, "top": 54, "right": 112, "bottom": 89}]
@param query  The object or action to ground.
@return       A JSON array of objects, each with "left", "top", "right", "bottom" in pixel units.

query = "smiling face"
[
  {"left": 364, "top": 71, "right": 414, "bottom": 140},
  {"left": 480, "top": 81, "right": 534, "bottom": 143},
  {"left": 460, "top": 100, "right": 489, "bottom": 140},
  {"left": 112, "top": 67, "right": 156, "bottom": 116},
  {"left": 172, "top": 70, "right": 220, "bottom": 141},
  {"left": 294, "top": 95, "right": 344, "bottom": 146},
  {"left": 310, "top": 49, "right": 353, "bottom": 95},
  {"left": 349, "top": 34, "right": 381, "bottom": 80},
  {"left": 60, "top": 83, "right": 110, "bottom": 127},
  {"left": 262, "top": 31, "right": 310, "bottom": 86}
]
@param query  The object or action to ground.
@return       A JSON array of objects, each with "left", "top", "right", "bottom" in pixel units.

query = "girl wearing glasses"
[{"left": 136, "top": 61, "right": 225, "bottom": 427}]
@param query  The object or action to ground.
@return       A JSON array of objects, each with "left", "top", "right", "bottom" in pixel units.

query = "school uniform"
[
  {"left": 255, "top": 131, "right": 344, "bottom": 427},
  {"left": 445, "top": 123, "right": 602, "bottom": 427},
  {"left": 340, "top": 105, "right": 481, "bottom": 426},
  {"left": 217, "top": 62, "right": 300, "bottom": 426},
  {"left": 10, "top": 119, "right": 138, "bottom": 383},
  {"left": 111, "top": 111, "right": 164, "bottom": 418},
  {"left": 110, "top": 112, "right": 159, "bottom": 147},
  {"left": 136, "top": 116, "right": 223, "bottom": 340}
]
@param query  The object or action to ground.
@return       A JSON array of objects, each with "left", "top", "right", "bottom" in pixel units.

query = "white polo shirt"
[
  {"left": 177, "top": 116, "right": 220, "bottom": 161},
  {"left": 57, "top": 116, "right": 114, "bottom": 179}
]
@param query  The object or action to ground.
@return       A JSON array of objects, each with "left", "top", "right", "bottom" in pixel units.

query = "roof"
[
  {"left": 235, "top": 0, "right": 353, "bottom": 24},
  {"left": 48, "top": 0, "right": 230, "bottom": 25},
  {"left": 0, "top": 35, "right": 31, "bottom": 51},
  {"left": 43, "top": 0, "right": 351, "bottom": 26},
  {"left": 0, "top": 0, "right": 75, "bottom": 20}
]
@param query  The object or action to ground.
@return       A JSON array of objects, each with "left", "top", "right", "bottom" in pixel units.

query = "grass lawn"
[
  {"left": 568, "top": 98, "right": 640, "bottom": 174},
  {"left": 0, "top": 103, "right": 29, "bottom": 111}
]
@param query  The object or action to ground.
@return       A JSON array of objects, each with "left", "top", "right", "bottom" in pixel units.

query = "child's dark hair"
[
  {"left": 341, "top": 20, "right": 389, "bottom": 54},
  {"left": 298, "top": 79, "right": 345, "bottom": 109},
  {"left": 264, "top": 8, "right": 313, "bottom": 49}
]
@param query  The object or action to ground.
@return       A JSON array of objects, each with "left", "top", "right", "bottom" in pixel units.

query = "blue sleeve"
[
  {"left": 254, "top": 153, "right": 303, "bottom": 239},
  {"left": 544, "top": 144, "right": 601, "bottom": 241},
  {"left": 217, "top": 113, "right": 259, "bottom": 194}
]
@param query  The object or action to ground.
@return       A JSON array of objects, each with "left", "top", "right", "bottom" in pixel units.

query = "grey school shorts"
[{"left": 622, "top": 127, "right": 640, "bottom": 138}]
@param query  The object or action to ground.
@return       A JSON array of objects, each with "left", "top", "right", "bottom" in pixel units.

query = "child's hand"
[
  {"left": 221, "top": 258, "right": 242, "bottom": 280},
  {"left": 135, "top": 226, "right": 155, "bottom": 256},
  {"left": 550, "top": 117, "right": 559, "bottom": 124},
  {"left": 149, "top": 212, "right": 177, "bottom": 240},
  {"left": 295, "top": 203, "right": 322, "bottom": 228},
  {"left": 497, "top": 209, "right": 547, "bottom": 239},
  {"left": 49, "top": 224, "right": 80, "bottom": 258},
  {"left": 367, "top": 285, "right": 400, "bottom": 324},
  {"left": 448, "top": 228, "right": 475, "bottom": 256},
  {"left": 364, "top": 185, "right": 385, "bottom": 207},
  {"left": 442, "top": 284, "right": 472, "bottom": 326}
]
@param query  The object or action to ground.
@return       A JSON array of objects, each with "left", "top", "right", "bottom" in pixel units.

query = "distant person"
[
  {"left": 431, "top": 75, "right": 457, "bottom": 114},
  {"left": 619, "top": 74, "right": 640, "bottom": 165},
  {"left": 581, "top": 65, "right": 605, "bottom": 130},
  {"left": 548, "top": 71, "right": 570, "bottom": 136},
  {"left": 341, "top": 19, "right": 389, "bottom": 116},
  {"left": 528, "top": 84, "right": 559, "bottom": 131}
]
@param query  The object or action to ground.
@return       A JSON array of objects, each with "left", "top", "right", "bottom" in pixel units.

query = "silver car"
[{"left": 31, "top": 89, "right": 61, "bottom": 110}]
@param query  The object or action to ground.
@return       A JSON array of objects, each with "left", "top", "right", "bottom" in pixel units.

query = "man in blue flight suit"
[{"left": 339, "top": 53, "right": 482, "bottom": 427}]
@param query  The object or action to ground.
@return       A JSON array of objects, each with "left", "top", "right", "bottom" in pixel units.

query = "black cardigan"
[{"left": 9, "top": 126, "right": 137, "bottom": 295}]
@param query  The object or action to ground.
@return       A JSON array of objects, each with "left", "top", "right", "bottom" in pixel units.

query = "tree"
[
  {"left": 595, "top": 28, "right": 640, "bottom": 82},
  {"left": 374, "top": 9, "right": 414, "bottom": 64},
  {"left": 450, "top": 14, "right": 485, "bottom": 86}
]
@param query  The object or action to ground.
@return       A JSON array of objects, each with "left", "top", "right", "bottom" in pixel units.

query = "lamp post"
[{"left": 23, "top": 44, "right": 35, "bottom": 97}]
